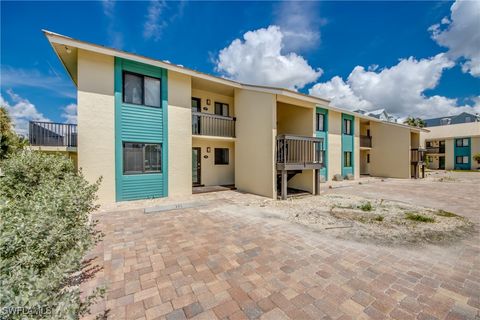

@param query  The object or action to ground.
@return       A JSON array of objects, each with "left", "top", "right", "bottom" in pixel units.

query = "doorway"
[
  {"left": 192, "top": 147, "right": 201, "bottom": 186},
  {"left": 439, "top": 156, "right": 445, "bottom": 170}
]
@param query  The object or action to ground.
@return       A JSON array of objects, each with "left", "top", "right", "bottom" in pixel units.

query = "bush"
[
  {"left": 0, "top": 151, "right": 103, "bottom": 319},
  {"left": 405, "top": 212, "right": 435, "bottom": 223},
  {"left": 435, "top": 210, "right": 458, "bottom": 217},
  {"left": 358, "top": 201, "right": 373, "bottom": 212}
]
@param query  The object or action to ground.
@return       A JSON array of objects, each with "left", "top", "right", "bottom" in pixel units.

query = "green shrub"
[
  {"left": 358, "top": 201, "right": 373, "bottom": 212},
  {"left": 435, "top": 210, "right": 458, "bottom": 217},
  {"left": 405, "top": 212, "right": 435, "bottom": 223},
  {"left": 0, "top": 151, "right": 103, "bottom": 319},
  {"left": 373, "top": 215, "right": 384, "bottom": 222}
]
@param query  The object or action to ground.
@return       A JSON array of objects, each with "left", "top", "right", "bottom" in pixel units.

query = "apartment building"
[
  {"left": 421, "top": 113, "right": 480, "bottom": 170},
  {"left": 33, "top": 30, "right": 426, "bottom": 204}
]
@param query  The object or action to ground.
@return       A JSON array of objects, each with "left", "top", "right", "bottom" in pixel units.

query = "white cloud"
[
  {"left": 309, "top": 53, "right": 480, "bottom": 118},
  {"left": 0, "top": 90, "right": 50, "bottom": 136},
  {"left": 101, "top": 0, "right": 123, "bottom": 48},
  {"left": 273, "top": 1, "right": 324, "bottom": 52},
  {"left": 143, "top": 0, "right": 167, "bottom": 41},
  {"left": 61, "top": 103, "right": 77, "bottom": 124},
  {"left": 215, "top": 26, "right": 322, "bottom": 90},
  {"left": 1, "top": 66, "right": 76, "bottom": 99},
  {"left": 429, "top": 0, "right": 480, "bottom": 77}
]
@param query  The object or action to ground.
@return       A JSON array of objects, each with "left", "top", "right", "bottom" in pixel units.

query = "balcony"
[
  {"left": 29, "top": 121, "right": 77, "bottom": 147},
  {"left": 276, "top": 135, "right": 324, "bottom": 170},
  {"left": 360, "top": 135, "right": 372, "bottom": 148},
  {"left": 192, "top": 112, "right": 235, "bottom": 138},
  {"left": 411, "top": 148, "right": 426, "bottom": 164}
]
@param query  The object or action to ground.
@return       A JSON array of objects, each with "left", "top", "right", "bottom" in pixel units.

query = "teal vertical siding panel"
[
  {"left": 114, "top": 57, "right": 168, "bottom": 201},
  {"left": 315, "top": 107, "right": 328, "bottom": 181},
  {"left": 341, "top": 113, "right": 354, "bottom": 177},
  {"left": 454, "top": 137, "right": 471, "bottom": 170}
]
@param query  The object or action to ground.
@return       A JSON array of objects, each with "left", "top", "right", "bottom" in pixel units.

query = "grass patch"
[
  {"left": 405, "top": 212, "right": 435, "bottom": 223},
  {"left": 358, "top": 201, "right": 373, "bottom": 212},
  {"left": 435, "top": 210, "right": 459, "bottom": 217},
  {"left": 373, "top": 215, "right": 384, "bottom": 222}
]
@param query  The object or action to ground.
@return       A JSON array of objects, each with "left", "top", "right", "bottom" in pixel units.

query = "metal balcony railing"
[
  {"left": 276, "top": 134, "right": 324, "bottom": 170},
  {"left": 360, "top": 135, "right": 372, "bottom": 148},
  {"left": 411, "top": 148, "right": 426, "bottom": 164},
  {"left": 29, "top": 121, "right": 77, "bottom": 147},
  {"left": 192, "top": 112, "right": 235, "bottom": 138}
]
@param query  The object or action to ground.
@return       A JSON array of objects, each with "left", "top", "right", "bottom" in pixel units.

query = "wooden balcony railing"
[
  {"left": 29, "top": 121, "right": 77, "bottom": 147},
  {"left": 192, "top": 112, "right": 235, "bottom": 138},
  {"left": 360, "top": 135, "right": 372, "bottom": 148},
  {"left": 411, "top": 148, "right": 426, "bottom": 164},
  {"left": 276, "top": 134, "right": 324, "bottom": 170}
]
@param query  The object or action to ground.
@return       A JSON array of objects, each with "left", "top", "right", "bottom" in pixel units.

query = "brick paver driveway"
[{"left": 83, "top": 173, "right": 480, "bottom": 320}]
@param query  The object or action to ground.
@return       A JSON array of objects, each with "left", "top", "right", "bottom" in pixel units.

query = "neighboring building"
[
  {"left": 40, "top": 30, "right": 426, "bottom": 204},
  {"left": 421, "top": 114, "right": 480, "bottom": 170},
  {"left": 424, "top": 112, "right": 480, "bottom": 127},
  {"left": 354, "top": 109, "right": 398, "bottom": 123}
]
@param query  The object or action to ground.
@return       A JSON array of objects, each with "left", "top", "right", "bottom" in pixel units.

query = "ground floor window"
[
  {"left": 344, "top": 151, "right": 352, "bottom": 167},
  {"left": 123, "top": 142, "right": 162, "bottom": 174},
  {"left": 214, "top": 148, "right": 229, "bottom": 165},
  {"left": 456, "top": 156, "right": 469, "bottom": 164}
]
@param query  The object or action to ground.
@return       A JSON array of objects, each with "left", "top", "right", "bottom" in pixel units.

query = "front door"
[
  {"left": 192, "top": 147, "right": 201, "bottom": 186},
  {"left": 439, "top": 156, "right": 445, "bottom": 170}
]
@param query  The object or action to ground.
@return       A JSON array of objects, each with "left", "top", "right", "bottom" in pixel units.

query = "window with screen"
[
  {"left": 123, "top": 142, "right": 162, "bottom": 174},
  {"left": 123, "top": 71, "right": 161, "bottom": 107},
  {"left": 214, "top": 102, "right": 229, "bottom": 117},
  {"left": 214, "top": 148, "right": 229, "bottom": 165},
  {"left": 344, "top": 151, "right": 352, "bottom": 167}
]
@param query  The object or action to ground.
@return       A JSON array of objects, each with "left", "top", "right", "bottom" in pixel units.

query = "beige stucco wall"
[
  {"left": 192, "top": 138, "right": 235, "bottom": 186},
  {"left": 328, "top": 110, "right": 342, "bottom": 180},
  {"left": 168, "top": 71, "right": 192, "bottom": 196},
  {"left": 445, "top": 139, "right": 454, "bottom": 169},
  {"left": 77, "top": 49, "right": 115, "bottom": 204},
  {"left": 471, "top": 137, "right": 480, "bottom": 170},
  {"left": 191, "top": 88, "right": 235, "bottom": 116},
  {"left": 360, "top": 149, "right": 370, "bottom": 174},
  {"left": 369, "top": 121, "right": 411, "bottom": 178},
  {"left": 420, "top": 122, "right": 480, "bottom": 143},
  {"left": 235, "top": 89, "right": 276, "bottom": 198}
]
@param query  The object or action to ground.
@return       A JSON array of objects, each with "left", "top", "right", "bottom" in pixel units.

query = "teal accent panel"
[
  {"left": 341, "top": 113, "right": 354, "bottom": 177},
  {"left": 114, "top": 57, "right": 169, "bottom": 201},
  {"left": 315, "top": 107, "right": 328, "bottom": 181},
  {"left": 454, "top": 137, "right": 471, "bottom": 170}
]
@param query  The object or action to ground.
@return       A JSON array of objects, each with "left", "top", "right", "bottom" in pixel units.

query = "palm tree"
[{"left": 403, "top": 116, "right": 425, "bottom": 128}]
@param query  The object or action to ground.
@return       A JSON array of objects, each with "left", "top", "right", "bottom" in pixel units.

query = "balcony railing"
[
  {"left": 411, "top": 148, "right": 426, "bottom": 164},
  {"left": 192, "top": 112, "right": 235, "bottom": 138},
  {"left": 29, "top": 121, "right": 77, "bottom": 147},
  {"left": 276, "top": 134, "right": 324, "bottom": 170},
  {"left": 360, "top": 135, "right": 372, "bottom": 148}
]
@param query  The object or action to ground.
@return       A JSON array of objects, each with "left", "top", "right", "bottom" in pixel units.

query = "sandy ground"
[{"left": 98, "top": 171, "right": 478, "bottom": 247}]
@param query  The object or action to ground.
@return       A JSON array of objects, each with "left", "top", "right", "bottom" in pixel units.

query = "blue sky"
[{"left": 1, "top": 1, "right": 479, "bottom": 134}]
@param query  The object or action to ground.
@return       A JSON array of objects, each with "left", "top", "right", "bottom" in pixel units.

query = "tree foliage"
[
  {"left": 0, "top": 151, "right": 103, "bottom": 319},
  {"left": 403, "top": 116, "right": 426, "bottom": 128},
  {"left": 0, "top": 106, "right": 28, "bottom": 160}
]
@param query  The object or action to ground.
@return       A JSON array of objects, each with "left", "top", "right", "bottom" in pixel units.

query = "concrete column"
[{"left": 281, "top": 170, "right": 287, "bottom": 200}]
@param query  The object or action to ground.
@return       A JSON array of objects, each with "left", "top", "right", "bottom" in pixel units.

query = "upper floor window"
[
  {"left": 440, "top": 118, "right": 451, "bottom": 125},
  {"left": 343, "top": 119, "right": 352, "bottom": 135},
  {"left": 123, "top": 142, "right": 162, "bottom": 174},
  {"left": 456, "top": 138, "right": 469, "bottom": 147},
  {"left": 215, "top": 102, "right": 229, "bottom": 117},
  {"left": 123, "top": 71, "right": 161, "bottom": 108},
  {"left": 316, "top": 113, "right": 325, "bottom": 131}
]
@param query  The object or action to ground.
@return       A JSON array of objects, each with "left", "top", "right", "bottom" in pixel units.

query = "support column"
[
  {"left": 281, "top": 170, "right": 287, "bottom": 200},
  {"left": 315, "top": 169, "right": 320, "bottom": 195}
]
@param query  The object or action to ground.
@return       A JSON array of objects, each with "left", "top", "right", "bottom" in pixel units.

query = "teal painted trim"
[
  {"left": 341, "top": 113, "right": 354, "bottom": 177},
  {"left": 315, "top": 107, "right": 328, "bottom": 181},
  {"left": 454, "top": 137, "right": 471, "bottom": 170},
  {"left": 114, "top": 57, "right": 168, "bottom": 201}
]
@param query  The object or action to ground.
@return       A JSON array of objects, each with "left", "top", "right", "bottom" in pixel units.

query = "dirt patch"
[{"left": 242, "top": 194, "right": 474, "bottom": 247}]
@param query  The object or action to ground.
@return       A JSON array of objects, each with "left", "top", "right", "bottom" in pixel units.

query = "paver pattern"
[{"left": 82, "top": 173, "right": 480, "bottom": 319}]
